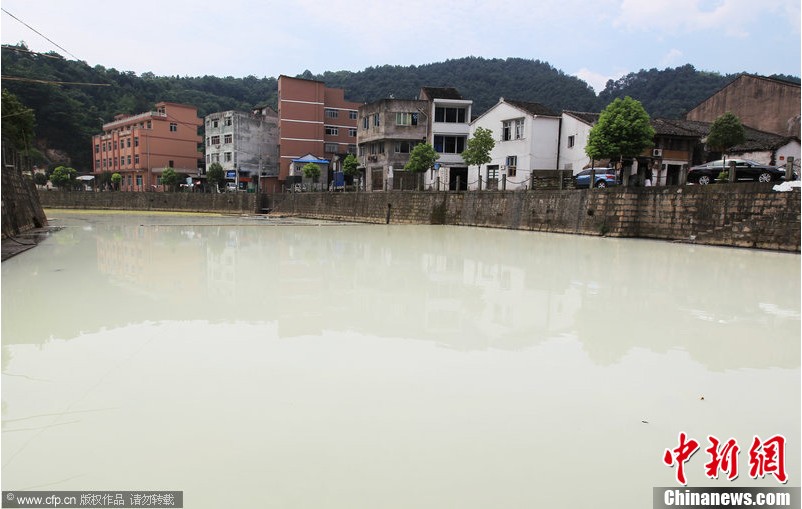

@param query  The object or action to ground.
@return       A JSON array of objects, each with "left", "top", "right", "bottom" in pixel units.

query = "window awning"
[{"left": 292, "top": 156, "right": 329, "bottom": 164}]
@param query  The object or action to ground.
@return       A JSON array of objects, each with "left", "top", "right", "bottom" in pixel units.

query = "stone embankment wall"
[
  {"left": 36, "top": 185, "right": 801, "bottom": 252},
  {"left": 38, "top": 190, "right": 258, "bottom": 214},
  {"left": 269, "top": 184, "right": 801, "bottom": 252},
  {"left": 2, "top": 166, "right": 47, "bottom": 238}
]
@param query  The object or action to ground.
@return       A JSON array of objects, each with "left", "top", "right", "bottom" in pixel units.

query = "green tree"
[
  {"left": 50, "top": 165, "right": 77, "bottom": 190},
  {"left": 111, "top": 172, "right": 122, "bottom": 190},
  {"left": 1, "top": 89, "right": 35, "bottom": 151},
  {"left": 342, "top": 153, "right": 359, "bottom": 177},
  {"left": 33, "top": 172, "right": 48, "bottom": 188},
  {"left": 461, "top": 127, "right": 495, "bottom": 176},
  {"left": 161, "top": 167, "right": 179, "bottom": 191},
  {"left": 706, "top": 112, "right": 745, "bottom": 159},
  {"left": 404, "top": 143, "right": 440, "bottom": 173},
  {"left": 206, "top": 162, "right": 225, "bottom": 192},
  {"left": 586, "top": 96, "right": 654, "bottom": 164},
  {"left": 302, "top": 162, "right": 321, "bottom": 188}
]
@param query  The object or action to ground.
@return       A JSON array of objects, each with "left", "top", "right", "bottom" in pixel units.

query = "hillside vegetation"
[{"left": 2, "top": 44, "right": 798, "bottom": 171}]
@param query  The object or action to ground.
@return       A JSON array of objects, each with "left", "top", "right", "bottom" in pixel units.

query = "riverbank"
[{"left": 37, "top": 184, "right": 801, "bottom": 252}]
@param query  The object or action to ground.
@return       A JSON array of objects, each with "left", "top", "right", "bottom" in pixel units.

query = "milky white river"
[{"left": 2, "top": 210, "right": 799, "bottom": 508}]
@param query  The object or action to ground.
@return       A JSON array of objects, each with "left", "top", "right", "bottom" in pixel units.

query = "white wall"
[
  {"left": 469, "top": 100, "right": 560, "bottom": 190},
  {"left": 558, "top": 113, "right": 593, "bottom": 173}
]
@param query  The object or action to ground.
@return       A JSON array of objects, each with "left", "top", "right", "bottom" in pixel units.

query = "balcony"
[{"left": 103, "top": 111, "right": 166, "bottom": 130}]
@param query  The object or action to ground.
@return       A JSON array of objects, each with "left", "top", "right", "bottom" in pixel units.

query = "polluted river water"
[{"left": 1, "top": 210, "right": 799, "bottom": 508}]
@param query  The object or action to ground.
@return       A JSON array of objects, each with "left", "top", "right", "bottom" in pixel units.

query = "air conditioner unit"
[{"left": 652, "top": 148, "right": 663, "bottom": 157}]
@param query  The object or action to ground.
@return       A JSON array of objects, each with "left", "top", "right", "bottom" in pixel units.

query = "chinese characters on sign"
[{"left": 663, "top": 433, "right": 787, "bottom": 485}]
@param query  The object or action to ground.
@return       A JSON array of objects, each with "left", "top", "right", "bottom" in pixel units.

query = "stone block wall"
[
  {"left": 34, "top": 184, "right": 801, "bottom": 252},
  {"left": 2, "top": 166, "right": 48, "bottom": 237},
  {"left": 270, "top": 184, "right": 801, "bottom": 252},
  {"left": 38, "top": 190, "right": 258, "bottom": 214}
]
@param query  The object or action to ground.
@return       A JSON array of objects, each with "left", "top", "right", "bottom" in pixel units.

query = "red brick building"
[
  {"left": 92, "top": 102, "right": 202, "bottom": 191},
  {"left": 275, "top": 76, "right": 361, "bottom": 191}
]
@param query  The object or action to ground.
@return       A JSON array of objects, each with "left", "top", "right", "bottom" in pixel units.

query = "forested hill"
[
  {"left": 302, "top": 57, "right": 598, "bottom": 114},
  {"left": 2, "top": 44, "right": 799, "bottom": 170}
]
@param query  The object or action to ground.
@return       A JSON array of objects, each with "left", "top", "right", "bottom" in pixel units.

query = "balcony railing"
[{"left": 103, "top": 111, "right": 167, "bottom": 130}]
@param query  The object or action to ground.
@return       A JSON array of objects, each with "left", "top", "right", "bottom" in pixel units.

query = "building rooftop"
[
  {"left": 504, "top": 99, "right": 559, "bottom": 117},
  {"left": 420, "top": 87, "right": 464, "bottom": 100}
]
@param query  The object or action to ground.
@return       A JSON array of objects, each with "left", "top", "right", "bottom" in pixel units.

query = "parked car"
[
  {"left": 687, "top": 159, "right": 787, "bottom": 185},
  {"left": 574, "top": 168, "right": 619, "bottom": 188}
]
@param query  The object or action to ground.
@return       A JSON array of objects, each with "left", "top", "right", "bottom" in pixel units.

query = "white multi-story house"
[
  {"left": 558, "top": 111, "right": 600, "bottom": 173},
  {"left": 421, "top": 87, "right": 473, "bottom": 190},
  {"left": 468, "top": 98, "right": 561, "bottom": 190},
  {"left": 204, "top": 107, "right": 278, "bottom": 191}
]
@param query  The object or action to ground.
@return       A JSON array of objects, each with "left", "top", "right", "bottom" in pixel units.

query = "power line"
[
  {"left": 1, "top": 75, "right": 111, "bottom": 87},
  {"left": 1, "top": 8, "right": 81, "bottom": 62}
]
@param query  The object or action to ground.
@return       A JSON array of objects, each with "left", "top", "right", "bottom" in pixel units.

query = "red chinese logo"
[
  {"left": 664, "top": 433, "right": 787, "bottom": 485},
  {"left": 663, "top": 432, "right": 700, "bottom": 485},
  {"left": 748, "top": 435, "right": 787, "bottom": 483}
]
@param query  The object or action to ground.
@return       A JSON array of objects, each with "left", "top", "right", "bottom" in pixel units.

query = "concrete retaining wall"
[
  {"left": 36, "top": 185, "right": 801, "bottom": 252},
  {"left": 38, "top": 190, "right": 258, "bottom": 214},
  {"left": 2, "top": 166, "right": 48, "bottom": 238},
  {"left": 269, "top": 184, "right": 801, "bottom": 252}
]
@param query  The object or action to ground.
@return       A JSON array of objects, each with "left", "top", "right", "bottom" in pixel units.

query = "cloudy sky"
[{"left": 1, "top": 0, "right": 799, "bottom": 94}]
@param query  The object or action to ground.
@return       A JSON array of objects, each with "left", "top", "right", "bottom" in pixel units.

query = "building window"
[
  {"left": 212, "top": 119, "right": 219, "bottom": 128},
  {"left": 435, "top": 107, "right": 466, "bottom": 123},
  {"left": 206, "top": 154, "right": 210, "bottom": 163},
  {"left": 96, "top": 159, "right": 101, "bottom": 168},
  {"left": 136, "top": 175, "right": 142, "bottom": 186},
  {"left": 348, "top": 128, "right": 357, "bottom": 137},
  {"left": 396, "top": 112, "right": 419, "bottom": 126},
  {"left": 506, "top": 156, "right": 517, "bottom": 177},
  {"left": 170, "top": 123, "right": 178, "bottom": 132},
  {"left": 95, "top": 144, "right": 100, "bottom": 153},
  {"left": 325, "top": 143, "right": 338, "bottom": 153},
  {"left": 362, "top": 116, "right": 368, "bottom": 129},
  {"left": 373, "top": 113, "right": 380, "bottom": 127},
  {"left": 487, "top": 165, "right": 499, "bottom": 179},
  {"left": 212, "top": 154, "right": 219, "bottom": 163},
  {"left": 135, "top": 155, "right": 139, "bottom": 165},
  {"left": 395, "top": 141, "right": 416, "bottom": 153},
  {"left": 127, "top": 155, "right": 132, "bottom": 165},
  {"left": 120, "top": 157, "right": 124, "bottom": 166},
  {"left": 114, "top": 141, "right": 118, "bottom": 150},
  {"left": 224, "top": 152, "right": 232, "bottom": 162},
  {"left": 224, "top": 134, "right": 233, "bottom": 144},
  {"left": 567, "top": 135, "right": 575, "bottom": 148},
  {"left": 134, "top": 137, "right": 139, "bottom": 147},
  {"left": 126, "top": 138, "right": 131, "bottom": 148},
  {"left": 146, "top": 121, "right": 152, "bottom": 129},
  {"left": 168, "top": 160, "right": 174, "bottom": 168},
  {"left": 326, "top": 126, "right": 339, "bottom": 136},
  {"left": 349, "top": 111, "right": 358, "bottom": 120},
  {"left": 433, "top": 135, "right": 466, "bottom": 154},
  {"left": 211, "top": 135, "right": 220, "bottom": 145},
  {"left": 325, "top": 108, "right": 339, "bottom": 118},
  {"left": 347, "top": 144, "right": 356, "bottom": 154},
  {"left": 503, "top": 119, "right": 524, "bottom": 141},
  {"left": 225, "top": 117, "right": 232, "bottom": 126}
]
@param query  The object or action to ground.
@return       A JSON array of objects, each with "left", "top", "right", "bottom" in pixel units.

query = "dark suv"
[
  {"left": 687, "top": 159, "right": 786, "bottom": 185},
  {"left": 574, "top": 168, "right": 619, "bottom": 188}
]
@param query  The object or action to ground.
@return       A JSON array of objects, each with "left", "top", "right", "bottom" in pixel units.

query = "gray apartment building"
[{"left": 204, "top": 107, "right": 279, "bottom": 191}]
